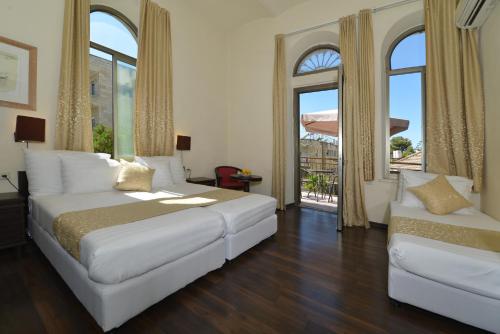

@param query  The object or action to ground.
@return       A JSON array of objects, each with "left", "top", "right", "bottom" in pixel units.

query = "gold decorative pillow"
[
  {"left": 115, "top": 160, "right": 155, "bottom": 192},
  {"left": 407, "top": 174, "right": 473, "bottom": 215}
]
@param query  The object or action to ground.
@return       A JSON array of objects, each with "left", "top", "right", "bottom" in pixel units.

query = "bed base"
[
  {"left": 225, "top": 214, "right": 277, "bottom": 260},
  {"left": 388, "top": 264, "right": 500, "bottom": 332},
  {"left": 29, "top": 216, "right": 225, "bottom": 332}
]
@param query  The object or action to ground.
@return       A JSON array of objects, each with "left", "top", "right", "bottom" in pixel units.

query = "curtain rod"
[{"left": 284, "top": 0, "right": 421, "bottom": 37}]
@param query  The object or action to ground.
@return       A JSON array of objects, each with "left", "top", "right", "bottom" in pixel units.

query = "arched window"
[
  {"left": 89, "top": 6, "right": 137, "bottom": 157},
  {"left": 386, "top": 27, "right": 426, "bottom": 174},
  {"left": 294, "top": 45, "right": 341, "bottom": 76}
]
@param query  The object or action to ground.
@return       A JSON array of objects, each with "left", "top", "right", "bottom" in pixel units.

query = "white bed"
[
  {"left": 389, "top": 201, "right": 500, "bottom": 332},
  {"left": 31, "top": 181, "right": 277, "bottom": 261},
  {"left": 24, "top": 150, "right": 277, "bottom": 330},
  {"left": 28, "top": 184, "right": 276, "bottom": 330}
]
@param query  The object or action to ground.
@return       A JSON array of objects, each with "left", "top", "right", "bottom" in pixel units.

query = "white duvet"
[
  {"left": 389, "top": 202, "right": 500, "bottom": 300},
  {"left": 30, "top": 183, "right": 276, "bottom": 284}
]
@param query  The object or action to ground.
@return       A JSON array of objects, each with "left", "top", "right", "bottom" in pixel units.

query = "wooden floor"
[{"left": 0, "top": 206, "right": 487, "bottom": 334}]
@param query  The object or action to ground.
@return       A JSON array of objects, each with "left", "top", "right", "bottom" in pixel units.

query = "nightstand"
[
  {"left": 186, "top": 177, "right": 216, "bottom": 187},
  {"left": 0, "top": 192, "right": 26, "bottom": 251}
]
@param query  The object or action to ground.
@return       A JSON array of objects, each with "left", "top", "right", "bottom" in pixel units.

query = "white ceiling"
[
  {"left": 183, "top": 0, "right": 308, "bottom": 31},
  {"left": 258, "top": 0, "right": 309, "bottom": 16}
]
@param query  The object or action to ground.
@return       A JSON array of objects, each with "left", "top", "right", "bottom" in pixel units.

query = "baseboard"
[{"left": 370, "top": 221, "right": 388, "bottom": 229}]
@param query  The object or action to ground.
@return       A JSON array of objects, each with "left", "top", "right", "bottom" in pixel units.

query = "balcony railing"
[
  {"left": 300, "top": 157, "right": 339, "bottom": 202},
  {"left": 300, "top": 156, "right": 338, "bottom": 172}
]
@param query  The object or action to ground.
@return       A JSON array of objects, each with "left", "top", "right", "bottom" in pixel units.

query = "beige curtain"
[
  {"left": 358, "top": 9, "right": 375, "bottom": 181},
  {"left": 425, "top": 0, "right": 484, "bottom": 191},
  {"left": 272, "top": 34, "right": 286, "bottom": 210},
  {"left": 55, "top": 0, "right": 93, "bottom": 152},
  {"left": 135, "top": 0, "right": 174, "bottom": 156},
  {"left": 340, "top": 15, "right": 369, "bottom": 228}
]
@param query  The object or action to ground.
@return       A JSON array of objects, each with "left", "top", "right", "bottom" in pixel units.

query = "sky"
[
  {"left": 299, "top": 31, "right": 425, "bottom": 148},
  {"left": 90, "top": 12, "right": 137, "bottom": 59}
]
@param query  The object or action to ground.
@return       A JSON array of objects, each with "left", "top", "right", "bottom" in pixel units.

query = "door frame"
[
  {"left": 336, "top": 65, "right": 344, "bottom": 231},
  {"left": 293, "top": 82, "right": 338, "bottom": 206}
]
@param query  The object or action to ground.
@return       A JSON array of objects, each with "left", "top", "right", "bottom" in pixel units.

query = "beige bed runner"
[
  {"left": 54, "top": 189, "right": 250, "bottom": 260},
  {"left": 389, "top": 216, "right": 500, "bottom": 252}
]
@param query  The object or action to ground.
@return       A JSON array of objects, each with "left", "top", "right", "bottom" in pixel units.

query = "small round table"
[{"left": 230, "top": 174, "right": 263, "bottom": 192}]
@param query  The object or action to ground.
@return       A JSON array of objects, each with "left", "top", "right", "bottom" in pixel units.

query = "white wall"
[
  {"left": 0, "top": 0, "right": 229, "bottom": 193},
  {"left": 480, "top": 3, "right": 500, "bottom": 221},
  {"left": 0, "top": 0, "right": 64, "bottom": 193},
  {"left": 226, "top": 0, "right": 424, "bottom": 223}
]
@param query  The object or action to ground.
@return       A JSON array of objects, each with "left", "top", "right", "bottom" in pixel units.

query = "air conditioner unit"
[{"left": 456, "top": 0, "right": 498, "bottom": 28}]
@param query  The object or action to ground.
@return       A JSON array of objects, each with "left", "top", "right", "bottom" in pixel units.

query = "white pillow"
[
  {"left": 169, "top": 155, "right": 186, "bottom": 184},
  {"left": 400, "top": 170, "right": 474, "bottom": 215},
  {"left": 24, "top": 150, "right": 110, "bottom": 197},
  {"left": 61, "top": 155, "right": 121, "bottom": 194},
  {"left": 135, "top": 156, "right": 174, "bottom": 189}
]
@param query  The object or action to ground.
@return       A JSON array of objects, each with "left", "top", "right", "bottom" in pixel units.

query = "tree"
[
  {"left": 390, "top": 136, "right": 414, "bottom": 154},
  {"left": 93, "top": 124, "right": 113, "bottom": 155},
  {"left": 415, "top": 140, "right": 423, "bottom": 152}
]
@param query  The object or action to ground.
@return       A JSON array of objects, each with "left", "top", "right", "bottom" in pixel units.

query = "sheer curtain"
[
  {"left": 272, "top": 34, "right": 286, "bottom": 210},
  {"left": 425, "top": 0, "right": 484, "bottom": 191},
  {"left": 55, "top": 0, "right": 93, "bottom": 152},
  {"left": 340, "top": 15, "right": 369, "bottom": 228},
  {"left": 134, "top": 0, "right": 174, "bottom": 156}
]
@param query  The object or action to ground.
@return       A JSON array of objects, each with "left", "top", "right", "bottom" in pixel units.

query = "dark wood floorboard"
[{"left": 0, "top": 206, "right": 489, "bottom": 334}]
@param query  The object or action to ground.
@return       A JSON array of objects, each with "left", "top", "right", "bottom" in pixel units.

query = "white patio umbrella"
[{"left": 300, "top": 109, "right": 409, "bottom": 137}]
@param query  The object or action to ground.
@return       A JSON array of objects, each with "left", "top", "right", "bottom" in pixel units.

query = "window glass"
[
  {"left": 90, "top": 47, "right": 113, "bottom": 155},
  {"left": 389, "top": 73, "right": 423, "bottom": 172},
  {"left": 296, "top": 48, "right": 341, "bottom": 75},
  {"left": 90, "top": 11, "right": 137, "bottom": 58},
  {"left": 387, "top": 29, "right": 425, "bottom": 174},
  {"left": 390, "top": 31, "right": 426, "bottom": 70},
  {"left": 90, "top": 10, "right": 137, "bottom": 157},
  {"left": 116, "top": 61, "right": 136, "bottom": 158}
]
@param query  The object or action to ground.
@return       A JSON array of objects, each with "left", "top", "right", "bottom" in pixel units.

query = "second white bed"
[{"left": 389, "top": 202, "right": 500, "bottom": 300}]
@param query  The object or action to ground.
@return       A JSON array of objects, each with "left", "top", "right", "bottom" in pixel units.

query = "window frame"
[
  {"left": 293, "top": 44, "right": 341, "bottom": 77},
  {"left": 89, "top": 5, "right": 138, "bottom": 157},
  {"left": 385, "top": 26, "right": 426, "bottom": 178}
]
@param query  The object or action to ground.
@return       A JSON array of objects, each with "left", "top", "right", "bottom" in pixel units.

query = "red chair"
[{"left": 215, "top": 166, "right": 245, "bottom": 191}]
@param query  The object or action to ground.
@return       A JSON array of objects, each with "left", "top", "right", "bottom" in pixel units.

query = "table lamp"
[{"left": 14, "top": 115, "right": 45, "bottom": 148}]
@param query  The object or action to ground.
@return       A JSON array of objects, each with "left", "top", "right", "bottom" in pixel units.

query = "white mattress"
[
  {"left": 151, "top": 183, "right": 277, "bottom": 234},
  {"left": 207, "top": 193, "right": 277, "bottom": 234},
  {"left": 30, "top": 190, "right": 225, "bottom": 284},
  {"left": 389, "top": 202, "right": 500, "bottom": 300}
]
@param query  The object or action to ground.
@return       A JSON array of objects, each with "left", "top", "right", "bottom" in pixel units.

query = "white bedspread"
[
  {"left": 389, "top": 202, "right": 500, "bottom": 300},
  {"left": 30, "top": 184, "right": 276, "bottom": 284},
  {"left": 152, "top": 183, "right": 277, "bottom": 234},
  {"left": 31, "top": 190, "right": 225, "bottom": 284}
]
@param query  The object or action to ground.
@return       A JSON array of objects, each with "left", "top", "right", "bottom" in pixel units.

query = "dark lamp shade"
[
  {"left": 15, "top": 116, "right": 45, "bottom": 143},
  {"left": 176, "top": 135, "right": 191, "bottom": 151}
]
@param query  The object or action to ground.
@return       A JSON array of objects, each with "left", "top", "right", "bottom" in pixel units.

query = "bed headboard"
[{"left": 18, "top": 171, "right": 29, "bottom": 198}]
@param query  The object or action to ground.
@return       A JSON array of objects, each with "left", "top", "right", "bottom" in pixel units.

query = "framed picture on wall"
[{"left": 0, "top": 35, "right": 37, "bottom": 110}]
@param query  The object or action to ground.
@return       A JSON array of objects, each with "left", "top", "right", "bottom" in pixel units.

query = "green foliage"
[
  {"left": 390, "top": 136, "right": 414, "bottom": 155},
  {"left": 93, "top": 124, "right": 113, "bottom": 155},
  {"left": 402, "top": 146, "right": 415, "bottom": 157},
  {"left": 304, "top": 174, "right": 330, "bottom": 196},
  {"left": 304, "top": 174, "right": 319, "bottom": 193}
]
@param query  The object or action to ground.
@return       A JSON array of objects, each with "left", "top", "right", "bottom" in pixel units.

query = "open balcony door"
[{"left": 293, "top": 65, "right": 344, "bottom": 230}]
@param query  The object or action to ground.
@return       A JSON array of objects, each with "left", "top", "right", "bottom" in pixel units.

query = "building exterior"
[{"left": 90, "top": 54, "right": 113, "bottom": 129}]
